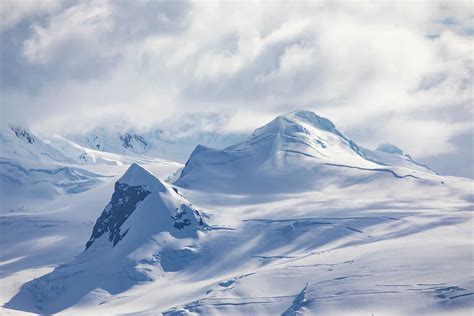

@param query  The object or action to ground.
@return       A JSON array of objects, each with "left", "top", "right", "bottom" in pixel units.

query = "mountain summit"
[
  {"left": 226, "top": 110, "right": 373, "bottom": 167},
  {"left": 175, "top": 110, "right": 436, "bottom": 193},
  {"left": 85, "top": 163, "right": 205, "bottom": 254},
  {"left": 6, "top": 163, "right": 207, "bottom": 313}
]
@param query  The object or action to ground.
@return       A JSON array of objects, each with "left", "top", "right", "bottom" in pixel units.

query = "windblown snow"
[{"left": 1, "top": 111, "right": 472, "bottom": 315}]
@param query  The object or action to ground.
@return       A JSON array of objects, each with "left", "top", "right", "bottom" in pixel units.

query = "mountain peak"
[
  {"left": 175, "top": 110, "right": 439, "bottom": 193},
  {"left": 284, "top": 110, "right": 337, "bottom": 132},
  {"left": 176, "top": 110, "right": 381, "bottom": 193},
  {"left": 118, "top": 163, "right": 167, "bottom": 192},
  {"left": 86, "top": 163, "right": 205, "bottom": 251},
  {"left": 240, "top": 109, "right": 365, "bottom": 163},
  {"left": 250, "top": 110, "right": 341, "bottom": 142}
]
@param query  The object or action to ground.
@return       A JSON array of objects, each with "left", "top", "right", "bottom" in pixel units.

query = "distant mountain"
[
  {"left": 0, "top": 125, "right": 183, "bottom": 213},
  {"left": 67, "top": 113, "right": 246, "bottom": 163},
  {"left": 1, "top": 114, "right": 246, "bottom": 166},
  {"left": 1, "top": 125, "right": 78, "bottom": 164},
  {"left": 175, "top": 111, "right": 438, "bottom": 193},
  {"left": 0, "top": 125, "right": 149, "bottom": 165}
]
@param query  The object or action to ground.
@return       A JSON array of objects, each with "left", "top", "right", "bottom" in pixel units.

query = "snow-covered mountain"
[
  {"left": 0, "top": 125, "right": 160, "bottom": 166},
  {"left": 0, "top": 125, "right": 182, "bottom": 213},
  {"left": 6, "top": 163, "right": 206, "bottom": 314},
  {"left": 85, "top": 163, "right": 205, "bottom": 253},
  {"left": 67, "top": 114, "right": 246, "bottom": 163},
  {"left": 1, "top": 111, "right": 472, "bottom": 315},
  {"left": 175, "top": 111, "right": 438, "bottom": 193},
  {"left": 1, "top": 113, "right": 245, "bottom": 168},
  {"left": 1, "top": 126, "right": 79, "bottom": 164},
  {"left": 68, "top": 126, "right": 244, "bottom": 163}
]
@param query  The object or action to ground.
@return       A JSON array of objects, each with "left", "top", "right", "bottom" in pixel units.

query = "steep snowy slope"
[
  {"left": 175, "top": 111, "right": 439, "bottom": 193},
  {"left": 85, "top": 163, "right": 205, "bottom": 253},
  {"left": 5, "top": 164, "right": 206, "bottom": 314}
]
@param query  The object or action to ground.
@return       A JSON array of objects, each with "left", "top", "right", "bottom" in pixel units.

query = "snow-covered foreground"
[
  {"left": 1, "top": 163, "right": 473, "bottom": 315},
  {"left": 1, "top": 111, "right": 473, "bottom": 315}
]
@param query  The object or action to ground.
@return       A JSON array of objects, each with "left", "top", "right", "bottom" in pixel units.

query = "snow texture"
[
  {"left": 175, "top": 111, "right": 439, "bottom": 193},
  {"left": 1, "top": 111, "right": 472, "bottom": 315}
]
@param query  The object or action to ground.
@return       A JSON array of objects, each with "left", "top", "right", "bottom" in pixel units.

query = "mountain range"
[{"left": 1, "top": 111, "right": 472, "bottom": 315}]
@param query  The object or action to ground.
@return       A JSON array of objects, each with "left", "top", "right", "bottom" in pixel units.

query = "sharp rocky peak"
[
  {"left": 118, "top": 163, "right": 167, "bottom": 192},
  {"left": 86, "top": 163, "right": 206, "bottom": 251}
]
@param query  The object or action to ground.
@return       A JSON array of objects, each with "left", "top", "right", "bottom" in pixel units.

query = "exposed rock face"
[
  {"left": 10, "top": 126, "right": 36, "bottom": 144},
  {"left": 119, "top": 133, "right": 148, "bottom": 151},
  {"left": 85, "top": 163, "right": 206, "bottom": 252},
  {"left": 172, "top": 204, "right": 204, "bottom": 229},
  {"left": 85, "top": 182, "right": 151, "bottom": 249}
]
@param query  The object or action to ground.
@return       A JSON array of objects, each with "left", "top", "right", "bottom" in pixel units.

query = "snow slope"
[
  {"left": 361, "top": 143, "right": 436, "bottom": 174},
  {"left": 0, "top": 124, "right": 183, "bottom": 213},
  {"left": 0, "top": 157, "right": 107, "bottom": 212},
  {"left": 175, "top": 111, "right": 440, "bottom": 193},
  {"left": 5, "top": 164, "right": 206, "bottom": 314},
  {"left": 0, "top": 125, "right": 173, "bottom": 166},
  {"left": 2, "top": 161, "right": 472, "bottom": 315},
  {"left": 1, "top": 126, "right": 78, "bottom": 164},
  {"left": 0, "top": 111, "right": 472, "bottom": 316}
]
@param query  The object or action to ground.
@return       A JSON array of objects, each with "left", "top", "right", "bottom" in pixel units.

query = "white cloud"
[
  {"left": 0, "top": 0, "right": 61, "bottom": 32},
  {"left": 1, "top": 0, "right": 472, "bottom": 174},
  {"left": 22, "top": 2, "right": 113, "bottom": 64}
]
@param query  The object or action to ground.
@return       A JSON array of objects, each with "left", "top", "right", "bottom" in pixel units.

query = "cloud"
[
  {"left": 0, "top": 0, "right": 61, "bottom": 32},
  {"left": 19, "top": 0, "right": 190, "bottom": 80},
  {"left": 1, "top": 0, "right": 473, "bottom": 176}
]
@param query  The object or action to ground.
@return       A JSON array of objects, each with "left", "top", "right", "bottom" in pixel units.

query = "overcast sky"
[{"left": 1, "top": 0, "right": 473, "bottom": 177}]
